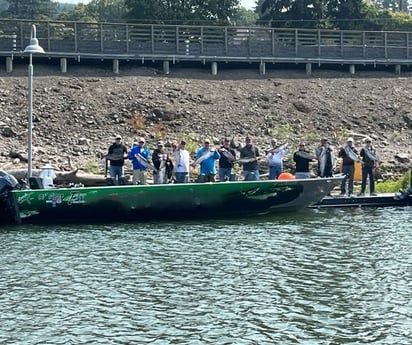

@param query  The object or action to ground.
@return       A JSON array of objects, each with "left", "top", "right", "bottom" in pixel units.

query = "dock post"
[
  {"left": 113, "top": 59, "right": 119, "bottom": 74},
  {"left": 349, "top": 64, "right": 355, "bottom": 75},
  {"left": 163, "top": 60, "right": 170, "bottom": 74},
  {"left": 6, "top": 57, "right": 13, "bottom": 72},
  {"left": 60, "top": 58, "right": 67, "bottom": 73},
  {"left": 259, "top": 62, "right": 266, "bottom": 75},
  {"left": 395, "top": 64, "right": 401, "bottom": 75},
  {"left": 305, "top": 63, "right": 312, "bottom": 75},
  {"left": 211, "top": 62, "right": 217, "bottom": 75}
]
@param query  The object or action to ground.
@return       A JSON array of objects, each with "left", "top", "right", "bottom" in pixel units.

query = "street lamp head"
[{"left": 23, "top": 24, "right": 45, "bottom": 54}]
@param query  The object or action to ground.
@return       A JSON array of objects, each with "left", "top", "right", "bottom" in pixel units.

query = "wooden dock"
[{"left": 311, "top": 190, "right": 412, "bottom": 209}]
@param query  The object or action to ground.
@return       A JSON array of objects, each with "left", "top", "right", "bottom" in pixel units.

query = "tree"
[
  {"left": 124, "top": 0, "right": 240, "bottom": 25},
  {"left": 327, "top": 0, "right": 366, "bottom": 29},
  {"left": 58, "top": 0, "right": 126, "bottom": 22},
  {"left": 5, "top": 0, "right": 56, "bottom": 19},
  {"left": 233, "top": 7, "right": 258, "bottom": 26},
  {"left": 258, "top": 0, "right": 329, "bottom": 28}
]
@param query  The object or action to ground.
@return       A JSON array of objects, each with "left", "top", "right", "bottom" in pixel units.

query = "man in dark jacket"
[
  {"left": 338, "top": 137, "right": 358, "bottom": 196},
  {"left": 152, "top": 141, "right": 173, "bottom": 184},
  {"left": 107, "top": 134, "right": 127, "bottom": 184},
  {"left": 358, "top": 138, "right": 378, "bottom": 196},
  {"left": 239, "top": 136, "right": 260, "bottom": 181},
  {"left": 218, "top": 138, "right": 236, "bottom": 182},
  {"left": 293, "top": 142, "right": 314, "bottom": 179}
]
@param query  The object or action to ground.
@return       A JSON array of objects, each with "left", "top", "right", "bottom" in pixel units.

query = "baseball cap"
[{"left": 157, "top": 140, "right": 164, "bottom": 146}]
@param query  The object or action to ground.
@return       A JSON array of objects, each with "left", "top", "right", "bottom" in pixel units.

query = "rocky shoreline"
[{"left": 0, "top": 65, "right": 411, "bottom": 181}]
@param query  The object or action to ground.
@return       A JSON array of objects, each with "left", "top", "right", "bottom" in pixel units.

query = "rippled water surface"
[{"left": 1, "top": 207, "right": 411, "bottom": 344}]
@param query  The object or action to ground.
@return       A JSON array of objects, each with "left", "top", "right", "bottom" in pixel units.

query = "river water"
[{"left": 1, "top": 207, "right": 411, "bottom": 344}]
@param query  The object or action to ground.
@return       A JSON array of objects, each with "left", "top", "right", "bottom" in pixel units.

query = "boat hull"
[{"left": 8, "top": 177, "right": 342, "bottom": 225}]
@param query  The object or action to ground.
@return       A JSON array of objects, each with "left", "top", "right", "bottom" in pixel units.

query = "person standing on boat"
[
  {"left": 173, "top": 140, "right": 190, "bottom": 183},
  {"left": 265, "top": 139, "right": 289, "bottom": 179},
  {"left": 218, "top": 138, "right": 236, "bottom": 182},
  {"left": 293, "top": 142, "right": 313, "bottom": 179},
  {"left": 358, "top": 137, "right": 378, "bottom": 196},
  {"left": 128, "top": 137, "right": 150, "bottom": 185},
  {"left": 195, "top": 140, "right": 220, "bottom": 182},
  {"left": 239, "top": 136, "right": 260, "bottom": 181},
  {"left": 39, "top": 164, "right": 57, "bottom": 189},
  {"left": 152, "top": 141, "right": 173, "bottom": 184},
  {"left": 316, "top": 138, "right": 335, "bottom": 178},
  {"left": 338, "top": 137, "right": 358, "bottom": 196},
  {"left": 107, "top": 134, "right": 128, "bottom": 184}
]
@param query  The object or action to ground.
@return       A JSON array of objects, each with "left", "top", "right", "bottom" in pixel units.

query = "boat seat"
[{"left": 29, "top": 177, "right": 43, "bottom": 189}]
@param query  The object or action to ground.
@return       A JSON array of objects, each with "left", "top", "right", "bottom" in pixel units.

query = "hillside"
[{"left": 0, "top": 65, "right": 411, "bottom": 179}]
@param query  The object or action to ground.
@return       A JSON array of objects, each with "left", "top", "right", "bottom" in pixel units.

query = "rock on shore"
[{"left": 0, "top": 65, "right": 411, "bottom": 180}]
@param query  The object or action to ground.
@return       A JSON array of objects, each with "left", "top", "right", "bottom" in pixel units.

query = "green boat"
[{"left": 0, "top": 173, "right": 343, "bottom": 225}]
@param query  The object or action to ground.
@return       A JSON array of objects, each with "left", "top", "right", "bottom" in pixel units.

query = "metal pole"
[{"left": 27, "top": 53, "right": 33, "bottom": 178}]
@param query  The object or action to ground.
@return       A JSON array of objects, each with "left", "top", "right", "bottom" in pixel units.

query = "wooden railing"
[{"left": 0, "top": 19, "right": 411, "bottom": 64}]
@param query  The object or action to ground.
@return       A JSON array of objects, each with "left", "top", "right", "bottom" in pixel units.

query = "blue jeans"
[
  {"left": 219, "top": 167, "right": 232, "bottom": 182},
  {"left": 175, "top": 172, "right": 188, "bottom": 183},
  {"left": 243, "top": 170, "right": 260, "bottom": 181},
  {"left": 269, "top": 165, "right": 282, "bottom": 180},
  {"left": 295, "top": 172, "right": 310, "bottom": 179},
  {"left": 109, "top": 165, "right": 123, "bottom": 183}
]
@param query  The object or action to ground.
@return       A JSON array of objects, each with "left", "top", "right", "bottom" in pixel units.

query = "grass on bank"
[{"left": 374, "top": 170, "right": 411, "bottom": 193}]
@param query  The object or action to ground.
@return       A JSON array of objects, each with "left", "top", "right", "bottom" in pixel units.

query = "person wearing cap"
[
  {"left": 195, "top": 140, "right": 221, "bottom": 182},
  {"left": 293, "top": 142, "right": 313, "bottom": 179},
  {"left": 152, "top": 140, "right": 173, "bottom": 184},
  {"left": 107, "top": 135, "right": 128, "bottom": 184},
  {"left": 265, "top": 139, "right": 289, "bottom": 180},
  {"left": 239, "top": 136, "right": 260, "bottom": 181},
  {"left": 39, "top": 164, "right": 57, "bottom": 189},
  {"left": 315, "top": 137, "right": 335, "bottom": 178},
  {"left": 358, "top": 137, "right": 378, "bottom": 196},
  {"left": 338, "top": 137, "right": 359, "bottom": 196},
  {"left": 128, "top": 137, "right": 150, "bottom": 185},
  {"left": 173, "top": 140, "right": 190, "bottom": 183},
  {"left": 218, "top": 138, "right": 237, "bottom": 182}
]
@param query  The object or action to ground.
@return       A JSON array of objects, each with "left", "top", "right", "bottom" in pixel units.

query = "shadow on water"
[{"left": 1, "top": 206, "right": 410, "bottom": 235}]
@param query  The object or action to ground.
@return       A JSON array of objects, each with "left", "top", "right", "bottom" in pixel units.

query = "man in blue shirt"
[
  {"left": 128, "top": 137, "right": 150, "bottom": 185},
  {"left": 195, "top": 140, "right": 220, "bottom": 182}
]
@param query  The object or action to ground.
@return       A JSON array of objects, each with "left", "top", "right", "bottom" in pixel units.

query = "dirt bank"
[{"left": 1, "top": 65, "right": 411, "bottom": 179}]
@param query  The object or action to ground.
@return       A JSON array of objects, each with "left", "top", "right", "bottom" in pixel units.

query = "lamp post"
[{"left": 24, "top": 24, "right": 45, "bottom": 178}]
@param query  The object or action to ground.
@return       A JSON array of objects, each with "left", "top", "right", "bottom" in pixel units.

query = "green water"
[{"left": 1, "top": 207, "right": 411, "bottom": 344}]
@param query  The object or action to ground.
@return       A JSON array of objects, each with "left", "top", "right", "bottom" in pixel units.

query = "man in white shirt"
[{"left": 174, "top": 140, "right": 190, "bottom": 183}]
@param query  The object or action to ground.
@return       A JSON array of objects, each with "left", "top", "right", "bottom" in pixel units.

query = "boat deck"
[{"left": 312, "top": 191, "right": 412, "bottom": 208}]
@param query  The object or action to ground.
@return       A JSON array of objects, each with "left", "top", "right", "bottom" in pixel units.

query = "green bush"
[{"left": 375, "top": 171, "right": 411, "bottom": 193}]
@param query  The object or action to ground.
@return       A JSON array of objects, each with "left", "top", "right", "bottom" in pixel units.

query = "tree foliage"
[
  {"left": 3, "top": 0, "right": 56, "bottom": 19},
  {"left": 124, "top": 0, "right": 240, "bottom": 25},
  {"left": 257, "top": 0, "right": 412, "bottom": 29},
  {"left": 259, "top": 0, "right": 328, "bottom": 28}
]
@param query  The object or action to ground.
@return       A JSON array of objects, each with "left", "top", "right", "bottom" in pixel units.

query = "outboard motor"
[
  {"left": 0, "top": 171, "right": 20, "bottom": 225},
  {"left": 0, "top": 171, "right": 19, "bottom": 194}
]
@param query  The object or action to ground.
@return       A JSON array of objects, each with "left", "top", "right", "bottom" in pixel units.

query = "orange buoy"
[{"left": 278, "top": 172, "right": 295, "bottom": 180}]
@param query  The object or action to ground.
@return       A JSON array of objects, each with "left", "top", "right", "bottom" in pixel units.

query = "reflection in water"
[{"left": 0, "top": 207, "right": 411, "bottom": 344}]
